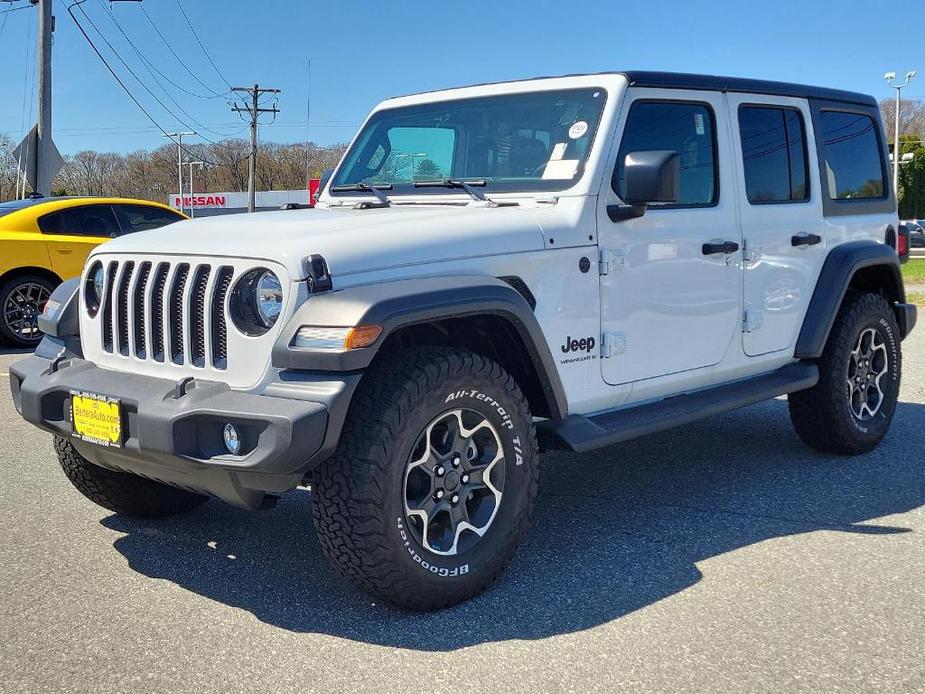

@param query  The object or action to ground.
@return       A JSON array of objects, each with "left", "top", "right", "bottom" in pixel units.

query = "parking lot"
[{"left": 1, "top": 333, "right": 923, "bottom": 694}]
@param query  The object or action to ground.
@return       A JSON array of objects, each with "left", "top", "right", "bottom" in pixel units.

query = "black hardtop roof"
[
  {"left": 395, "top": 71, "right": 877, "bottom": 108},
  {"left": 619, "top": 71, "right": 877, "bottom": 107}
]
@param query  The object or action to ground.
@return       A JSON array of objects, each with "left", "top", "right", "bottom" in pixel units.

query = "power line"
[
  {"left": 231, "top": 84, "right": 280, "bottom": 212},
  {"left": 138, "top": 3, "right": 229, "bottom": 99},
  {"left": 97, "top": 0, "right": 230, "bottom": 102},
  {"left": 66, "top": 0, "right": 212, "bottom": 165},
  {"left": 173, "top": 0, "right": 232, "bottom": 91},
  {"left": 92, "top": 0, "right": 245, "bottom": 140},
  {"left": 74, "top": 2, "right": 234, "bottom": 151}
]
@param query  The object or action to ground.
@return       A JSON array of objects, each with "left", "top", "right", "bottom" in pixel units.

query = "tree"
[
  {"left": 880, "top": 98, "right": 925, "bottom": 145},
  {"left": 0, "top": 132, "right": 349, "bottom": 202},
  {"left": 415, "top": 158, "right": 442, "bottom": 180}
]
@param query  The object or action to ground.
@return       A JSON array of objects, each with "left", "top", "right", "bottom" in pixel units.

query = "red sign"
[
  {"left": 174, "top": 195, "right": 227, "bottom": 208},
  {"left": 308, "top": 178, "right": 320, "bottom": 207}
]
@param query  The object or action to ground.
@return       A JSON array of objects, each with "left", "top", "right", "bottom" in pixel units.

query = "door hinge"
[
  {"left": 601, "top": 332, "right": 627, "bottom": 358},
  {"left": 599, "top": 249, "right": 626, "bottom": 275},
  {"left": 743, "top": 308, "right": 763, "bottom": 333}
]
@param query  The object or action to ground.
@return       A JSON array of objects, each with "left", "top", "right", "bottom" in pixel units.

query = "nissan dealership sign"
[{"left": 168, "top": 189, "right": 310, "bottom": 216}]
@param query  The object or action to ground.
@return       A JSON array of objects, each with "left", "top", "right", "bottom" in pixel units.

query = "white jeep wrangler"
[{"left": 11, "top": 72, "right": 917, "bottom": 610}]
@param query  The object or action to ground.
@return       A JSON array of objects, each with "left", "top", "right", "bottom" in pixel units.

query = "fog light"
[{"left": 222, "top": 423, "right": 241, "bottom": 455}]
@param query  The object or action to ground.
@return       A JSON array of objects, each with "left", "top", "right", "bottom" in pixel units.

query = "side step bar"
[{"left": 536, "top": 363, "right": 819, "bottom": 453}]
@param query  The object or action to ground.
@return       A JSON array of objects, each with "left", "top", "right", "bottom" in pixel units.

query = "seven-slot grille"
[{"left": 98, "top": 260, "right": 234, "bottom": 370}]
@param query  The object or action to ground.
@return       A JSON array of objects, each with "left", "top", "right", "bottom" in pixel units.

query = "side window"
[
  {"left": 738, "top": 106, "right": 809, "bottom": 203},
  {"left": 818, "top": 111, "right": 886, "bottom": 200},
  {"left": 37, "top": 211, "right": 65, "bottom": 234},
  {"left": 116, "top": 204, "right": 184, "bottom": 234},
  {"left": 614, "top": 101, "right": 718, "bottom": 206},
  {"left": 41, "top": 205, "right": 121, "bottom": 237}
]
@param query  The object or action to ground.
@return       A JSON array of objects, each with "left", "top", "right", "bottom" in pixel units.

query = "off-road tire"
[
  {"left": 311, "top": 347, "right": 539, "bottom": 610},
  {"left": 789, "top": 291, "right": 901, "bottom": 454},
  {"left": 0, "top": 274, "right": 56, "bottom": 347},
  {"left": 55, "top": 436, "right": 208, "bottom": 517}
]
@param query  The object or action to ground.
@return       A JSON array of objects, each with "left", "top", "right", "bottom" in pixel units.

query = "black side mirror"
[
  {"left": 317, "top": 168, "right": 335, "bottom": 199},
  {"left": 608, "top": 150, "right": 679, "bottom": 222},
  {"left": 624, "top": 151, "right": 679, "bottom": 204}
]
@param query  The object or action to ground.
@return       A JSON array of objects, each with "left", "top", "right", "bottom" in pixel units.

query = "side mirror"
[
  {"left": 608, "top": 150, "right": 679, "bottom": 222},
  {"left": 624, "top": 150, "right": 679, "bottom": 204},
  {"left": 317, "top": 168, "right": 335, "bottom": 200}
]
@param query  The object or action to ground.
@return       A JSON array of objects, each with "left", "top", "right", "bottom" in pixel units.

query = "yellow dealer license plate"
[{"left": 70, "top": 391, "right": 123, "bottom": 447}]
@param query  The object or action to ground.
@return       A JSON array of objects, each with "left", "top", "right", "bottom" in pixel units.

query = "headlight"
[
  {"left": 230, "top": 268, "right": 283, "bottom": 335},
  {"left": 85, "top": 261, "right": 104, "bottom": 317}
]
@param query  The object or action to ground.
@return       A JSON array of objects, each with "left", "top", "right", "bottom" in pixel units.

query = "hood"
[{"left": 93, "top": 205, "right": 547, "bottom": 279}]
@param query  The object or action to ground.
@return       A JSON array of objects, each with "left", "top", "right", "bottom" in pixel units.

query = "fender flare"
[
  {"left": 794, "top": 241, "right": 909, "bottom": 359},
  {"left": 272, "top": 275, "right": 568, "bottom": 420}
]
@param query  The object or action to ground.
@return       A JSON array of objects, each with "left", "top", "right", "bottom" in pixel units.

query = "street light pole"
[
  {"left": 163, "top": 131, "right": 195, "bottom": 214},
  {"left": 885, "top": 70, "right": 917, "bottom": 198},
  {"left": 186, "top": 161, "right": 204, "bottom": 219}
]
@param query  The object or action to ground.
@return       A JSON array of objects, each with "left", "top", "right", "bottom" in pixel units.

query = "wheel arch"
[
  {"left": 795, "top": 240, "right": 909, "bottom": 359},
  {"left": 0, "top": 266, "right": 62, "bottom": 290},
  {"left": 272, "top": 275, "right": 568, "bottom": 421}
]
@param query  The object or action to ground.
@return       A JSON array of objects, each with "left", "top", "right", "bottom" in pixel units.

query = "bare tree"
[
  {"left": 880, "top": 99, "right": 925, "bottom": 143},
  {"left": 0, "top": 133, "right": 348, "bottom": 201}
]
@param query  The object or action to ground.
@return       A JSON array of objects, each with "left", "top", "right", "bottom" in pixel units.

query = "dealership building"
[{"left": 168, "top": 189, "right": 311, "bottom": 217}]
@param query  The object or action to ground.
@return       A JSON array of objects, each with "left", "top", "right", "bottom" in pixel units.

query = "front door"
[
  {"left": 598, "top": 90, "right": 741, "bottom": 386},
  {"left": 40, "top": 204, "right": 120, "bottom": 280},
  {"left": 726, "top": 94, "right": 826, "bottom": 356}
]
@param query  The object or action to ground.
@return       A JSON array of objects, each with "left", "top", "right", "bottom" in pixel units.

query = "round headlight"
[
  {"left": 230, "top": 268, "right": 283, "bottom": 336},
  {"left": 255, "top": 270, "right": 282, "bottom": 328},
  {"left": 85, "top": 261, "right": 104, "bottom": 317}
]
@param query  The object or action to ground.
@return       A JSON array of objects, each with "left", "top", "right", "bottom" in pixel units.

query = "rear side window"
[
  {"left": 116, "top": 204, "right": 184, "bottom": 234},
  {"left": 818, "top": 111, "right": 886, "bottom": 200},
  {"left": 615, "top": 101, "right": 718, "bottom": 206},
  {"left": 739, "top": 106, "right": 809, "bottom": 203},
  {"left": 39, "top": 204, "right": 121, "bottom": 237}
]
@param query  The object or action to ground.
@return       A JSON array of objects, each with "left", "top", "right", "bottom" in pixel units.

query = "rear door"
[
  {"left": 727, "top": 94, "right": 825, "bottom": 356},
  {"left": 598, "top": 90, "right": 742, "bottom": 385},
  {"left": 40, "top": 204, "right": 120, "bottom": 280}
]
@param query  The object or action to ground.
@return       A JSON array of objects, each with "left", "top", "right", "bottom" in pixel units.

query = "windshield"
[{"left": 331, "top": 87, "right": 607, "bottom": 195}]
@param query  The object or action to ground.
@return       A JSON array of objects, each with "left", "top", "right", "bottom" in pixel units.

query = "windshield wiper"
[
  {"left": 413, "top": 179, "right": 488, "bottom": 202},
  {"left": 329, "top": 182, "right": 392, "bottom": 207}
]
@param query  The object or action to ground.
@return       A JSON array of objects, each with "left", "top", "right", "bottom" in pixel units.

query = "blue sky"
[{"left": 1, "top": 0, "right": 923, "bottom": 155}]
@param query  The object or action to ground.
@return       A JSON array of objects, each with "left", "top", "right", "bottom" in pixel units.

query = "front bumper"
[{"left": 10, "top": 355, "right": 335, "bottom": 509}]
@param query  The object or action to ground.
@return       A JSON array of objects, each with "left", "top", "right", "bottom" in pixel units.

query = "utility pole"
[
  {"left": 232, "top": 84, "right": 280, "bottom": 212},
  {"left": 186, "top": 161, "right": 204, "bottom": 219},
  {"left": 885, "top": 70, "right": 917, "bottom": 199},
  {"left": 34, "top": 0, "right": 53, "bottom": 196},
  {"left": 163, "top": 131, "right": 195, "bottom": 214}
]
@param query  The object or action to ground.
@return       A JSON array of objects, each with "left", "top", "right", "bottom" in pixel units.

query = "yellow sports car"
[{"left": 0, "top": 196, "right": 187, "bottom": 346}]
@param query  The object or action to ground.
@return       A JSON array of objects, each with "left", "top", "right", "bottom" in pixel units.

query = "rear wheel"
[
  {"left": 0, "top": 275, "right": 55, "bottom": 346},
  {"left": 55, "top": 436, "right": 208, "bottom": 517},
  {"left": 311, "top": 347, "right": 539, "bottom": 610},
  {"left": 789, "top": 291, "right": 901, "bottom": 454}
]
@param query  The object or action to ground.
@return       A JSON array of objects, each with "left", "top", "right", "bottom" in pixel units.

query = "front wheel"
[
  {"left": 0, "top": 275, "right": 55, "bottom": 346},
  {"left": 311, "top": 347, "right": 539, "bottom": 610},
  {"left": 789, "top": 291, "right": 901, "bottom": 454}
]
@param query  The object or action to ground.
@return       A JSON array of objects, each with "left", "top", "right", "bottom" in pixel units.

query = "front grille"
[{"left": 100, "top": 260, "right": 233, "bottom": 371}]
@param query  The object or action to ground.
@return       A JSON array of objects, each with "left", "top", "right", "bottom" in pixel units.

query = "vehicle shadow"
[
  {"left": 102, "top": 398, "right": 925, "bottom": 651},
  {"left": 0, "top": 346, "right": 35, "bottom": 357}
]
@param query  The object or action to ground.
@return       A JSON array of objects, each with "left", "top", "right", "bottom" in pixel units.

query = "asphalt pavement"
[{"left": 1, "top": 334, "right": 923, "bottom": 693}]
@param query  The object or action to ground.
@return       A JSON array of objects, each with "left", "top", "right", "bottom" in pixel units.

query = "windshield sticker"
[
  {"left": 568, "top": 121, "right": 589, "bottom": 139},
  {"left": 542, "top": 159, "right": 579, "bottom": 180},
  {"left": 550, "top": 142, "right": 568, "bottom": 161}
]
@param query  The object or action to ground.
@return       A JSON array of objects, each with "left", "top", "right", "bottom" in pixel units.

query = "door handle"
[
  {"left": 791, "top": 233, "right": 822, "bottom": 247},
  {"left": 702, "top": 240, "right": 739, "bottom": 255},
  {"left": 56, "top": 246, "right": 73, "bottom": 254}
]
